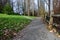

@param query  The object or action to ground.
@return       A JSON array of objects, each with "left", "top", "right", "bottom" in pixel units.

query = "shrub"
[{"left": 3, "top": 3, "right": 14, "bottom": 15}]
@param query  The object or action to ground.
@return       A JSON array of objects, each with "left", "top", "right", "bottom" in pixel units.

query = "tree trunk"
[
  {"left": 17, "top": 0, "right": 20, "bottom": 14},
  {"left": 32, "top": 0, "right": 34, "bottom": 16},
  {"left": 38, "top": 0, "right": 40, "bottom": 16},
  {"left": 48, "top": 0, "right": 50, "bottom": 16},
  {"left": 24, "top": 0, "right": 26, "bottom": 15},
  {"left": 27, "top": 0, "right": 30, "bottom": 16}
]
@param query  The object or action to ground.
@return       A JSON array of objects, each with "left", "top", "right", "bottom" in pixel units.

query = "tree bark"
[
  {"left": 24, "top": 0, "right": 26, "bottom": 15},
  {"left": 38, "top": 0, "right": 40, "bottom": 16},
  {"left": 48, "top": 0, "right": 50, "bottom": 16},
  {"left": 32, "top": 0, "right": 34, "bottom": 16},
  {"left": 27, "top": 0, "right": 30, "bottom": 16}
]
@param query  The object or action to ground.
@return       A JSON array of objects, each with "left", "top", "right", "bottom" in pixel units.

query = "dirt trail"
[{"left": 13, "top": 17, "right": 60, "bottom": 40}]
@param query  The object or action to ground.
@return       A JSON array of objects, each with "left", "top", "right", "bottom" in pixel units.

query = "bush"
[{"left": 3, "top": 3, "right": 14, "bottom": 15}]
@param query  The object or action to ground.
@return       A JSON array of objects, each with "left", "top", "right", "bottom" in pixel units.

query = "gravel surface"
[{"left": 13, "top": 17, "right": 60, "bottom": 40}]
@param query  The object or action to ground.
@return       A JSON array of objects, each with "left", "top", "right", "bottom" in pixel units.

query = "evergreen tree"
[{"left": 3, "top": 3, "right": 14, "bottom": 15}]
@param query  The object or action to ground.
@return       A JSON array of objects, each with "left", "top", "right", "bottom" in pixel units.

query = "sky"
[{"left": 35, "top": 0, "right": 37, "bottom": 5}]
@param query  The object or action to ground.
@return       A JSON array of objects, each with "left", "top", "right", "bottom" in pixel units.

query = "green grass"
[{"left": 0, "top": 14, "right": 34, "bottom": 39}]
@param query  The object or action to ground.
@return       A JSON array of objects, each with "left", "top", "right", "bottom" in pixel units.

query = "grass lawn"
[{"left": 0, "top": 14, "right": 34, "bottom": 40}]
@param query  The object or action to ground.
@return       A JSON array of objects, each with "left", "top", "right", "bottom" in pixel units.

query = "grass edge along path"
[{"left": 0, "top": 14, "right": 34, "bottom": 40}]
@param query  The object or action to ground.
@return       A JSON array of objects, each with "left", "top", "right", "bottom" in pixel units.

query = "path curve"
[{"left": 13, "top": 17, "right": 60, "bottom": 40}]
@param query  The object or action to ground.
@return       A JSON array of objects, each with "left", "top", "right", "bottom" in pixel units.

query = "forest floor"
[{"left": 13, "top": 17, "right": 60, "bottom": 40}]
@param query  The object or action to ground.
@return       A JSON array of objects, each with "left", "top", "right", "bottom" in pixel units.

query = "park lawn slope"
[{"left": 0, "top": 14, "right": 32, "bottom": 40}]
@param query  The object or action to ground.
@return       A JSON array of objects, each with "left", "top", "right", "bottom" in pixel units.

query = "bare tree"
[
  {"left": 23, "top": 0, "right": 26, "bottom": 15},
  {"left": 27, "top": 0, "right": 30, "bottom": 16},
  {"left": 48, "top": 0, "right": 50, "bottom": 16},
  {"left": 31, "top": 0, "right": 34, "bottom": 16},
  {"left": 17, "top": 0, "right": 20, "bottom": 14},
  {"left": 38, "top": 0, "right": 40, "bottom": 16}
]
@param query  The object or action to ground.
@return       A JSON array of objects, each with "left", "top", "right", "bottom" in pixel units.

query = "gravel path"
[{"left": 13, "top": 17, "right": 60, "bottom": 40}]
